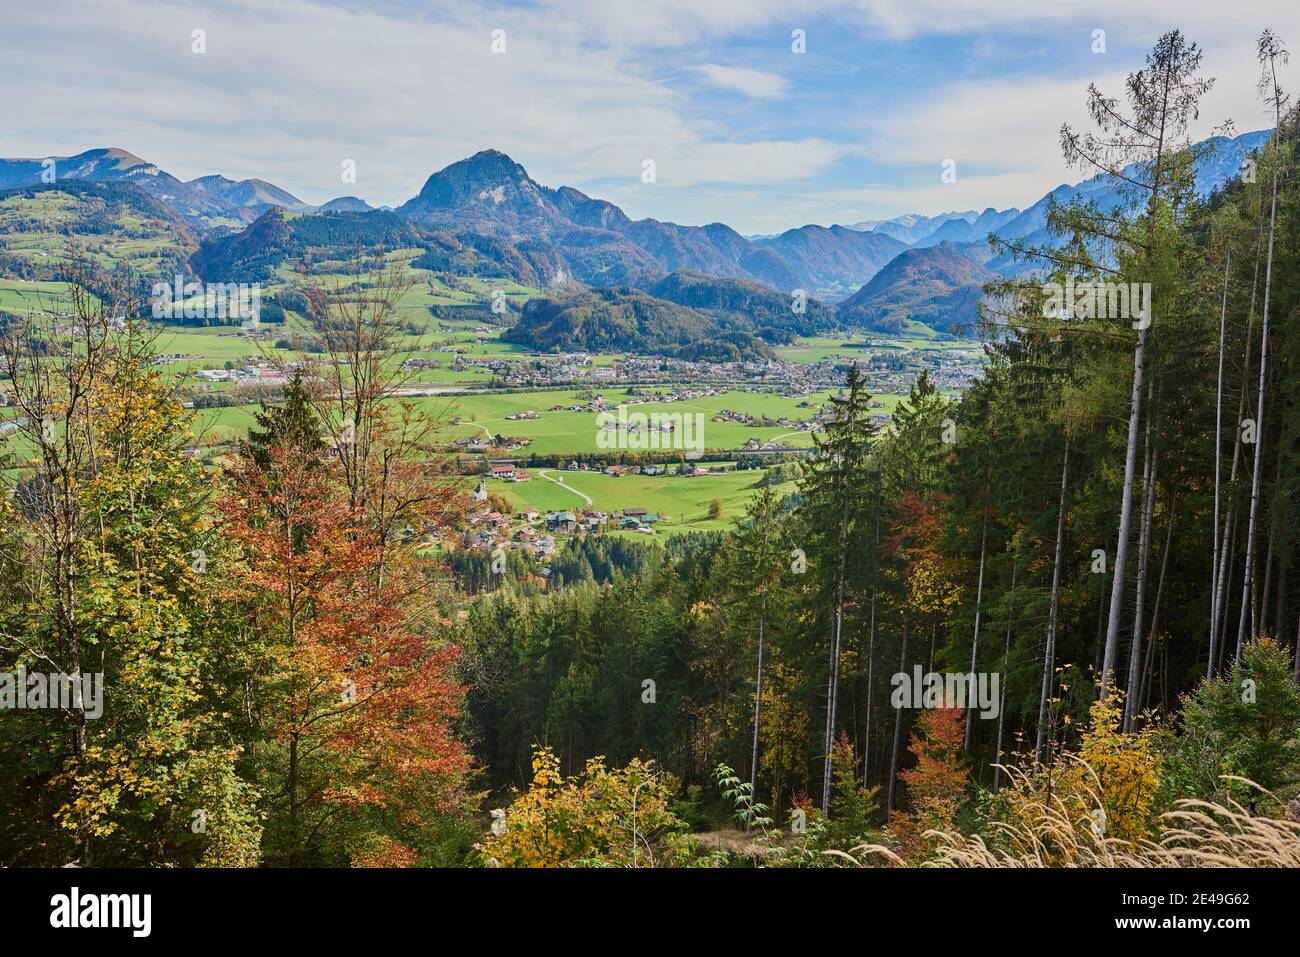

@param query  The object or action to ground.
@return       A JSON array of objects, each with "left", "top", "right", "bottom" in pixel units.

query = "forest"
[{"left": 1, "top": 29, "right": 1299, "bottom": 869}]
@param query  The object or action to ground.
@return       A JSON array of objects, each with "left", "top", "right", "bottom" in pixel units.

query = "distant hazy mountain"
[
  {"left": 849, "top": 211, "right": 977, "bottom": 245},
  {"left": 316, "top": 196, "right": 373, "bottom": 213},
  {"left": 849, "top": 129, "right": 1271, "bottom": 258},
  {"left": 749, "top": 225, "right": 906, "bottom": 298},
  {"left": 0, "top": 147, "right": 165, "bottom": 188},
  {"left": 830, "top": 128, "right": 1274, "bottom": 334},
  {"left": 179, "top": 175, "right": 312, "bottom": 215},
  {"left": 911, "top": 206, "right": 1022, "bottom": 247}
]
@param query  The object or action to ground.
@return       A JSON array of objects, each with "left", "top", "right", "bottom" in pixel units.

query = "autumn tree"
[
  {"left": 218, "top": 435, "right": 470, "bottom": 866},
  {"left": 0, "top": 287, "right": 260, "bottom": 866},
  {"left": 890, "top": 706, "right": 969, "bottom": 860}
]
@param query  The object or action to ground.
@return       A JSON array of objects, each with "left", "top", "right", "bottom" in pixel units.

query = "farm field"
[
  {"left": 773, "top": 330, "right": 979, "bottom": 364},
  {"left": 0, "top": 191, "right": 188, "bottom": 274},
  {"left": 427, "top": 387, "right": 838, "bottom": 456},
  {"left": 0, "top": 278, "right": 81, "bottom": 312},
  {"left": 485, "top": 467, "right": 798, "bottom": 535}
]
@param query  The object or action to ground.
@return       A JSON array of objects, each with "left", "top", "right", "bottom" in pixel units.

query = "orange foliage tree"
[
  {"left": 218, "top": 440, "right": 470, "bottom": 865},
  {"left": 890, "top": 706, "right": 969, "bottom": 860}
]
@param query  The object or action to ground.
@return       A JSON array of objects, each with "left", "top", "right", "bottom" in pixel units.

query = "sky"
[{"left": 1, "top": 0, "right": 1292, "bottom": 233}]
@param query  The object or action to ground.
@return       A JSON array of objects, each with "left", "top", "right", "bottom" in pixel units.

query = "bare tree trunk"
[
  {"left": 821, "top": 493, "right": 851, "bottom": 815},
  {"left": 1209, "top": 249, "right": 1230, "bottom": 674},
  {"left": 1210, "top": 306, "right": 1256, "bottom": 675},
  {"left": 1275, "top": 529, "right": 1289, "bottom": 640},
  {"left": 887, "top": 609, "right": 910, "bottom": 812},
  {"left": 1219, "top": 535, "right": 1238, "bottom": 673},
  {"left": 1237, "top": 120, "right": 1282, "bottom": 660},
  {"left": 1037, "top": 437, "right": 1071, "bottom": 760},
  {"left": 748, "top": 593, "right": 767, "bottom": 811},
  {"left": 1101, "top": 322, "right": 1147, "bottom": 701},
  {"left": 964, "top": 509, "right": 989, "bottom": 751},
  {"left": 1140, "top": 503, "right": 1175, "bottom": 715},
  {"left": 1125, "top": 414, "right": 1159, "bottom": 731},
  {"left": 863, "top": 506, "right": 880, "bottom": 787},
  {"left": 1260, "top": 526, "right": 1276, "bottom": 637},
  {"left": 992, "top": 562, "right": 1017, "bottom": 793},
  {"left": 288, "top": 733, "right": 300, "bottom": 867}
]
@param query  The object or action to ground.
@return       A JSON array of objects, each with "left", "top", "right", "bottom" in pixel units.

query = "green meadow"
[
  {"left": 424, "top": 387, "right": 834, "bottom": 456},
  {"left": 484, "top": 467, "right": 799, "bottom": 536}
]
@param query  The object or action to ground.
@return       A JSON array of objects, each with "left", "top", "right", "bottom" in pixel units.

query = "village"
[
  {"left": 399, "top": 337, "right": 983, "bottom": 397},
  {"left": 459, "top": 471, "right": 671, "bottom": 566}
]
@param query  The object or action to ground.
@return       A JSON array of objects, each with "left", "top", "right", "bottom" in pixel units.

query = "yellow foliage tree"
[
  {"left": 993, "top": 693, "right": 1161, "bottom": 862},
  {"left": 477, "top": 748, "right": 685, "bottom": 867}
]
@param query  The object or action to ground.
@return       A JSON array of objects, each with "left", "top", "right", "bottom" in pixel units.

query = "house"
[
  {"left": 513, "top": 470, "right": 531, "bottom": 482},
  {"left": 624, "top": 508, "right": 648, "bottom": 519},
  {"left": 642, "top": 513, "right": 660, "bottom": 524},
  {"left": 520, "top": 508, "right": 541, "bottom": 523},
  {"left": 641, "top": 464, "right": 664, "bottom": 475},
  {"left": 489, "top": 464, "right": 516, "bottom": 480},
  {"left": 621, "top": 516, "right": 643, "bottom": 529},
  {"left": 605, "top": 465, "right": 627, "bottom": 477},
  {"left": 546, "top": 511, "right": 577, "bottom": 533},
  {"left": 515, "top": 526, "right": 536, "bottom": 541}
]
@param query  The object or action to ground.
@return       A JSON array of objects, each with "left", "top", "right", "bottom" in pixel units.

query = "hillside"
[
  {"left": 501, "top": 286, "right": 774, "bottom": 360},
  {"left": 750, "top": 224, "right": 906, "bottom": 298},
  {"left": 646, "top": 270, "right": 837, "bottom": 341},
  {"left": 190, "top": 206, "right": 567, "bottom": 289},
  {"left": 836, "top": 243, "right": 994, "bottom": 334},
  {"left": 0, "top": 180, "right": 197, "bottom": 281}
]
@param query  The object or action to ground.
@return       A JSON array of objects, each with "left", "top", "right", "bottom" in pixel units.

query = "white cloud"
[
  {"left": 844, "top": 29, "right": 1288, "bottom": 219},
  {"left": 693, "top": 64, "right": 789, "bottom": 98},
  {"left": 0, "top": 0, "right": 1292, "bottom": 233}
]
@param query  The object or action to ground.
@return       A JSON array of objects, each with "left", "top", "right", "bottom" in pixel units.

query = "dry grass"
[{"left": 832, "top": 775, "right": 1300, "bottom": 868}]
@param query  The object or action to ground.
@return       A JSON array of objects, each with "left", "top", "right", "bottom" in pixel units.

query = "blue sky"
[{"left": 1, "top": 0, "right": 1290, "bottom": 232}]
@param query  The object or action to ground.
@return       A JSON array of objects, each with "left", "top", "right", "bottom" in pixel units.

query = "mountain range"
[
  {"left": 0, "top": 128, "right": 1275, "bottom": 353},
  {"left": 0, "top": 148, "right": 345, "bottom": 225}
]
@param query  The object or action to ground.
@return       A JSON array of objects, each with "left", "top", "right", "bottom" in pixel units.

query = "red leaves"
[{"left": 217, "top": 439, "right": 471, "bottom": 830}]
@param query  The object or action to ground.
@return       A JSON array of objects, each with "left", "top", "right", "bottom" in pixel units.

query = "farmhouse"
[
  {"left": 489, "top": 464, "right": 516, "bottom": 480},
  {"left": 546, "top": 511, "right": 577, "bottom": 533}
]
